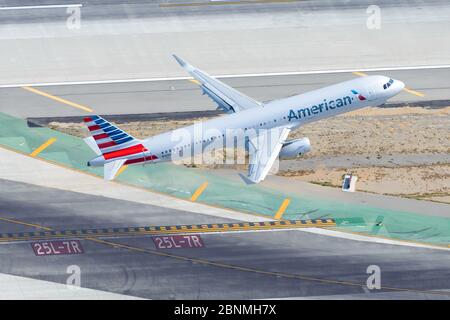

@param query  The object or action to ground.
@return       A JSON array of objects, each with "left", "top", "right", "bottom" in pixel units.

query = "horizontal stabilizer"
[{"left": 104, "top": 159, "right": 126, "bottom": 181}]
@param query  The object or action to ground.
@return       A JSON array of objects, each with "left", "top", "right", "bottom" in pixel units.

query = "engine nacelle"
[{"left": 279, "top": 137, "right": 311, "bottom": 159}]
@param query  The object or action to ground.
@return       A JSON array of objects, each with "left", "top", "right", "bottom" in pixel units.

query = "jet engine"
[{"left": 279, "top": 137, "right": 311, "bottom": 159}]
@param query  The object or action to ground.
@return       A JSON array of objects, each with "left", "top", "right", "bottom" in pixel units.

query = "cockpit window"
[{"left": 383, "top": 78, "right": 394, "bottom": 89}]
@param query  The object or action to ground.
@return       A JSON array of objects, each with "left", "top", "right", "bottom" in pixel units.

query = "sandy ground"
[{"left": 48, "top": 106, "right": 450, "bottom": 203}]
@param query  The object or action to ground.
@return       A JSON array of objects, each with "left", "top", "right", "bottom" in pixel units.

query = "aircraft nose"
[{"left": 393, "top": 79, "right": 405, "bottom": 94}]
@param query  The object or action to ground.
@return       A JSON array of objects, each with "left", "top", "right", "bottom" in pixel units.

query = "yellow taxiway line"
[
  {"left": 0, "top": 216, "right": 52, "bottom": 231},
  {"left": 30, "top": 138, "right": 57, "bottom": 157},
  {"left": 190, "top": 181, "right": 209, "bottom": 202},
  {"left": 274, "top": 198, "right": 290, "bottom": 220},
  {"left": 352, "top": 71, "right": 368, "bottom": 77},
  {"left": 21, "top": 86, "right": 94, "bottom": 113},
  {"left": 189, "top": 79, "right": 201, "bottom": 85},
  {"left": 115, "top": 165, "right": 128, "bottom": 178},
  {"left": 402, "top": 87, "right": 426, "bottom": 97}
]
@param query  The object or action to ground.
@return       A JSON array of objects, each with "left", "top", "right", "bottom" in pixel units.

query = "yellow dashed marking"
[
  {"left": 115, "top": 165, "right": 128, "bottom": 178},
  {"left": 190, "top": 181, "right": 209, "bottom": 202},
  {"left": 30, "top": 138, "right": 57, "bottom": 157},
  {"left": 189, "top": 79, "right": 201, "bottom": 85},
  {"left": 274, "top": 198, "right": 290, "bottom": 220},
  {"left": 22, "top": 86, "right": 93, "bottom": 112},
  {"left": 352, "top": 71, "right": 368, "bottom": 77},
  {"left": 402, "top": 87, "right": 426, "bottom": 97},
  {"left": 0, "top": 217, "right": 52, "bottom": 231}
]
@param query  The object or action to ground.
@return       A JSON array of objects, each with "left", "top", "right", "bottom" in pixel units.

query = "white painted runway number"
[
  {"left": 152, "top": 235, "right": 204, "bottom": 249},
  {"left": 31, "top": 240, "right": 84, "bottom": 256}
]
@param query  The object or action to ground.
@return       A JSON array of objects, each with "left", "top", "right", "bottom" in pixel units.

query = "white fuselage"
[
  {"left": 86, "top": 75, "right": 404, "bottom": 167},
  {"left": 123, "top": 75, "right": 404, "bottom": 165}
]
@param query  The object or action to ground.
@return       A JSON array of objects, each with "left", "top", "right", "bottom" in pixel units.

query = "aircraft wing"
[
  {"left": 240, "top": 127, "right": 291, "bottom": 184},
  {"left": 173, "top": 54, "right": 261, "bottom": 113}
]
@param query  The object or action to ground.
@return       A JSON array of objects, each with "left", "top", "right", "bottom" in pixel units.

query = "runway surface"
[
  {"left": 1, "top": 67, "right": 449, "bottom": 118},
  {"left": 1, "top": 178, "right": 450, "bottom": 299}
]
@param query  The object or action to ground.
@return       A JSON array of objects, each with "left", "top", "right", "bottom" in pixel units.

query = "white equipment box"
[{"left": 342, "top": 174, "right": 358, "bottom": 192}]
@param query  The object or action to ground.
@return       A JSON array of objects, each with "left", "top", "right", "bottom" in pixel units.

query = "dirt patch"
[{"left": 279, "top": 164, "right": 450, "bottom": 201}]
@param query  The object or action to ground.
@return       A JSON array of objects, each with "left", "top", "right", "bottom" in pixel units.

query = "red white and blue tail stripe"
[
  {"left": 83, "top": 115, "right": 150, "bottom": 180},
  {"left": 83, "top": 115, "right": 139, "bottom": 153}
]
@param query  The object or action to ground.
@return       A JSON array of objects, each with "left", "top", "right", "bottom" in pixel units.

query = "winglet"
[
  {"left": 173, "top": 54, "right": 195, "bottom": 72},
  {"left": 238, "top": 173, "right": 257, "bottom": 185},
  {"left": 172, "top": 54, "right": 186, "bottom": 67}
]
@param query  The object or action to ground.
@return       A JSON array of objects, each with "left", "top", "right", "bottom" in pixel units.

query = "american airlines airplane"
[{"left": 85, "top": 55, "right": 405, "bottom": 184}]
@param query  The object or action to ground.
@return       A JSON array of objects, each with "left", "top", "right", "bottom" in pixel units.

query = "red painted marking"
[
  {"left": 83, "top": 117, "right": 93, "bottom": 122},
  {"left": 103, "top": 144, "right": 147, "bottom": 160},
  {"left": 31, "top": 240, "right": 84, "bottom": 256},
  {"left": 124, "top": 155, "right": 158, "bottom": 165},
  {"left": 88, "top": 125, "right": 101, "bottom": 131},
  {"left": 93, "top": 133, "right": 109, "bottom": 140},
  {"left": 152, "top": 235, "right": 204, "bottom": 249},
  {"left": 98, "top": 141, "right": 116, "bottom": 149}
]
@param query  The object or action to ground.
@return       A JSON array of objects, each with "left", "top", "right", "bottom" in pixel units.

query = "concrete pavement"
[{"left": 0, "top": 0, "right": 449, "bottom": 85}]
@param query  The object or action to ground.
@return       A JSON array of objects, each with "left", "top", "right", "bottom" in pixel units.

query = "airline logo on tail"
[
  {"left": 84, "top": 115, "right": 136, "bottom": 151},
  {"left": 83, "top": 115, "right": 155, "bottom": 180}
]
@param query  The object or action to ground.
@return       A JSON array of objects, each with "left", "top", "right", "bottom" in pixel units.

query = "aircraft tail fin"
[
  {"left": 83, "top": 115, "right": 148, "bottom": 181},
  {"left": 82, "top": 115, "right": 141, "bottom": 155}
]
